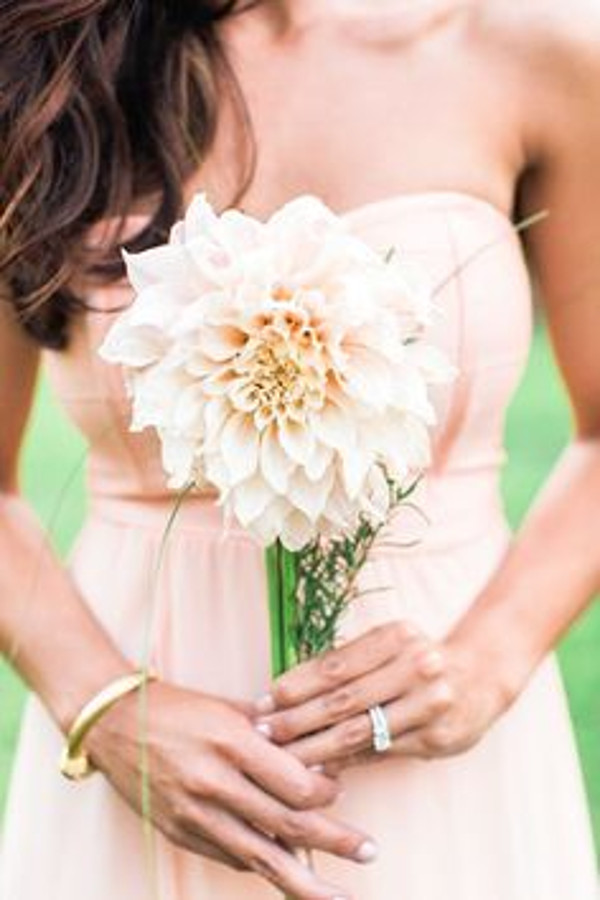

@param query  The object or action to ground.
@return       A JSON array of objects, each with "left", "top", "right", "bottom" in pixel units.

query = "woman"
[{"left": 0, "top": 1, "right": 598, "bottom": 898}]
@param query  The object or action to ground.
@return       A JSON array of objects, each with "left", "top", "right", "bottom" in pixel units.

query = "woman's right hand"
[{"left": 87, "top": 680, "right": 376, "bottom": 900}]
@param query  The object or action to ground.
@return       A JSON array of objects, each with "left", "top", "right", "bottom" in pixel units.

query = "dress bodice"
[{"left": 43, "top": 192, "right": 533, "bottom": 544}]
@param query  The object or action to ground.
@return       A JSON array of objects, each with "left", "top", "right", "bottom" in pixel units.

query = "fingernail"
[
  {"left": 310, "top": 763, "right": 325, "bottom": 774},
  {"left": 255, "top": 721, "right": 273, "bottom": 739},
  {"left": 355, "top": 839, "right": 378, "bottom": 863},
  {"left": 255, "top": 693, "right": 275, "bottom": 715}
]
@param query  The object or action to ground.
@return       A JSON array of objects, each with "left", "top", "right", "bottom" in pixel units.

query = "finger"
[
  {"left": 387, "top": 729, "right": 436, "bottom": 759},
  {"left": 215, "top": 770, "right": 377, "bottom": 864},
  {"left": 325, "top": 722, "right": 454, "bottom": 769},
  {"left": 237, "top": 731, "right": 340, "bottom": 810},
  {"left": 261, "top": 643, "right": 443, "bottom": 744},
  {"left": 287, "top": 678, "right": 454, "bottom": 768},
  {"left": 322, "top": 736, "right": 423, "bottom": 776},
  {"left": 256, "top": 621, "right": 422, "bottom": 714},
  {"left": 171, "top": 828, "right": 248, "bottom": 871},
  {"left": 195, "top": 801, "right": 354, "bottom": 900}
]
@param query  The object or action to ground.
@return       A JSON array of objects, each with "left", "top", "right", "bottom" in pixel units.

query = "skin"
[{"left": 1, "top": 1, "right": 600, "bottom": 898}]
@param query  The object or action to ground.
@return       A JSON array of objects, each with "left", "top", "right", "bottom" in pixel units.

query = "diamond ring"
[{"left": 368, "top": 704, "right": 393, "bottom": 753}]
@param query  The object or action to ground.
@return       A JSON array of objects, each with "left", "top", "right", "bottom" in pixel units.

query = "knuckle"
[
  {"left": 161, "top": 808, "right": 184, "bottom": 841},
  {"left": 324, "top": 686, "right": 356, "bottom": 717},
  {"left": 318, "top": 651, "right": 347, "bottom": 684},
  {"left": 292, "top": 778, "right": 320, "bottom": 810},
  {"left": 379, "top": 624, "right": 423, "bottom": 662},
  {"left": 162, "top": 818, "right": 189, "bottom": 849},
  {"left": 388, "top": 620, "right": 419, "bottom": 647},
  {"left": 273, "top": 678, "right": 298, "bottom": 707},
  {"left": 279, "top": 810, "right": 310, "bottom": 845},
  {"left": 214, "top": 727, "right": 245, "bottom": 761},
  {"left": 170, "top": 797, "right": 200, "bottom": 833},
  {"left": 417, "top": 650, "right": 446, "bottom": 679},
  {"left": 333, "top": 829, "right": 362, "bottom": 857},
  {"left": 424, "top": 724, "right": 456, "bottom": 753},
  {"left": 188, "top": 769, "right": 221, "bottom": 801},
  {"left": 266, "top": 713, "right": 294, "bottom": 742},
  {"left": 430, "top": 680, "right": 455, "bottom": 712},
  {"left": 340, "top": 716, "right": 368, "bottom": 751},
  {"left": 247, "top": 850, "right": 284, "bottom": 887},
  {"left": 389, "top": 621, "right": 410, "bottom": 647},
  {"left": 406, "top": 636, "right": 429, "bottom": 662},
  {"left": 428, "top": 694, "right": 451, "bottom": 717},
  {"left": 371, "top": 623, "right": 401, "bottom": 655}
]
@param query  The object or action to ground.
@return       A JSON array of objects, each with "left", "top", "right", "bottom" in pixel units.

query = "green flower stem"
[
  {"left": 265, "top": 540, "right": 299, "bottom": 678},
  {"left": 265, "top": 540, "right": 302, "bottom": 900}
]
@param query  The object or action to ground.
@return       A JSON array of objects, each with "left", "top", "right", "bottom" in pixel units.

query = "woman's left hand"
[{"left": 253, "top": 621, "right": 518, "bottom": 771}]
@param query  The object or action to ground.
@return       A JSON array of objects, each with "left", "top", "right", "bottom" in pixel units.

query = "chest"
[{"left": 199, "top": 13, "right": 525, "bottom": 215}]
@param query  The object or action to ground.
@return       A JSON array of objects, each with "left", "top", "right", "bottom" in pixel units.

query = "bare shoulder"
[
  {"left": 470, "top": 0, "right": 600, "bottom": 161},
  {"left": 474, "top": 0, "right": 600, "bottom": 85}
]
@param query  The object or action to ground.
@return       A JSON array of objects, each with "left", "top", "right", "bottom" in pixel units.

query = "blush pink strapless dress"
[{"left": 1, "top": 193, "right": 598, "bottom": 899}]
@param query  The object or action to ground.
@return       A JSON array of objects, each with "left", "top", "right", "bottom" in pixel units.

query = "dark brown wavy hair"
[{"left": 0, "top": 0, "right": 256, "bottom": 349}]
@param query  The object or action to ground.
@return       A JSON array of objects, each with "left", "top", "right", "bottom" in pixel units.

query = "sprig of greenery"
[{"left": 291, "top": 473, "right": 420, "bottom": 661}]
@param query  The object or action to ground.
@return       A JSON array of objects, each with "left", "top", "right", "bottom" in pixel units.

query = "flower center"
[
  {"left": 239, "top": 336, "right": 324, "bottom": 426},
  {"left": 257, "top": 344, "right": 310, "bottom": 414}
]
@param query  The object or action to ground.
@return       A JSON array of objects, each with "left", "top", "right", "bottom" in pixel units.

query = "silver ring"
[{"left": 368, "top": 704, "right": 392, "bottom": 754}]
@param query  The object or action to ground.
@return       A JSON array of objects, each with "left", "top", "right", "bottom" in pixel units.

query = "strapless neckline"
[
  {"left": 339, "top": 189, "right": 514, "bottom": 228},
  {"left": 107, "top": 190, "right": 515, "bottom": 238}
]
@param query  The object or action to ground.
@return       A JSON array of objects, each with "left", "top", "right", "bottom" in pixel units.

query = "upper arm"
[
  {"left": 515, "top": 6, "right": 600, "bottom": 439},
  {"left": 0, "top": 299, "right": 40, "bottom": 492}
]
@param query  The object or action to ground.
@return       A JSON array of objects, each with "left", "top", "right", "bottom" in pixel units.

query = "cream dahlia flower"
[{"left": 99, "top": 194, "right": 454, "bottom": 550}]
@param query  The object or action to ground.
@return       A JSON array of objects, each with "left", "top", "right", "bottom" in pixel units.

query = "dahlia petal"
[
  {"left": 245, "top": 496, "right": 291, "bottom": 546},
  {"left": 287, "top": 468, "right": 334, "bottom": 521},
  {"left": 203, "top": 398, "right": 230, "bottom": 445},
  {"left": 198, "top": 324, "right": 248, "bottom": 362},
  {"left": 98, "top": 284, "right": 180, "bottom": 367},
  {"left": 204, "top": 451, "right": 230, "bottom": 488},
  {"left": 278, "top": 418, "right": 314, "bottom": 466},
  {"left": 280, "top": 509, "right": 317, "bottom": 552},
  {"left": 186, "top": 236, "right": 238, "bottom": 288},
  {"left": 122, "top": 245, "right": 197, "bottom": 294},
  {"left": 322, "top": 476, "right": 357, "bottom": 529},
  {"left": 343, "top": 348, "right": 394, "bottom": 409},
  {"left": 99, "top": 321, "right": 170, "bottom": 368},
  {"left": 231, "top": 475, "right": 274, "bottom": 526},
  {"left": 220, "top": 413, "right": 260, "bottom": 484},
  {"left": 304, "top": 442, "right": 334, "bottom": 481},
  {"left": 340, "top": 444, "right": 373, "bottom": 500},
  {"left": 260, "top": 424, "right": 296, "bottom": 493},
  {"left": 217, "top": 209, "right": 265, "bottom": 253},
  {"left": 384, "top": 414, "right": 432, "bottom": 473},
  {"left": 174, "top": 383, "right": 206, "bottom": 436},
  {"left": 130, "top": 366, "right": 187, "bottom": 431},
  {"left": 161, "top": 432, "right": 198, "bottom": 489},
  {"left": 360, "top": 466, "right": 391, "bottom": 523},
  {"left": 405, "top": 342, "right": 458, "bottom": 384},
  {"left": 182, "top": 193, "right": 220, "bottom": 240},
  {"left": 312, "top": 402, "right": 354, "bottom": 450}
]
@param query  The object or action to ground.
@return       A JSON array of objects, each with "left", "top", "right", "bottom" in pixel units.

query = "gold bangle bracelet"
[{"left": 60, "top": 670, "right": 157, "bottom": 781}]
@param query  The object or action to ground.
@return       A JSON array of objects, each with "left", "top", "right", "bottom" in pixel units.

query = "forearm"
[
  {"left": 446, "top": 437, "right": 600, "bottom": 698},
  {"left": 0, "top": 491, "right": 134, "bottom": 733}
]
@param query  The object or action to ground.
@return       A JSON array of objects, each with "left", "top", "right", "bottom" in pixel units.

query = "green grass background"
[{"left": 0, "top": 324, "right": 599, "bottom": 855}]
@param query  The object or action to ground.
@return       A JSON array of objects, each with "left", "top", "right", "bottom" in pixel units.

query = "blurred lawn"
[{"left": 0, "top": 324, "right": 598, "bottom": 854}]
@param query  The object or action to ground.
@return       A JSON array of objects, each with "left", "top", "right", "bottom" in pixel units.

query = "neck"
[
  {"left": 254, "top": 0, "right": 340, "bottom": 32},
  {"left": 247, "top": 0, "right": 466, "bottom": 34}
]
